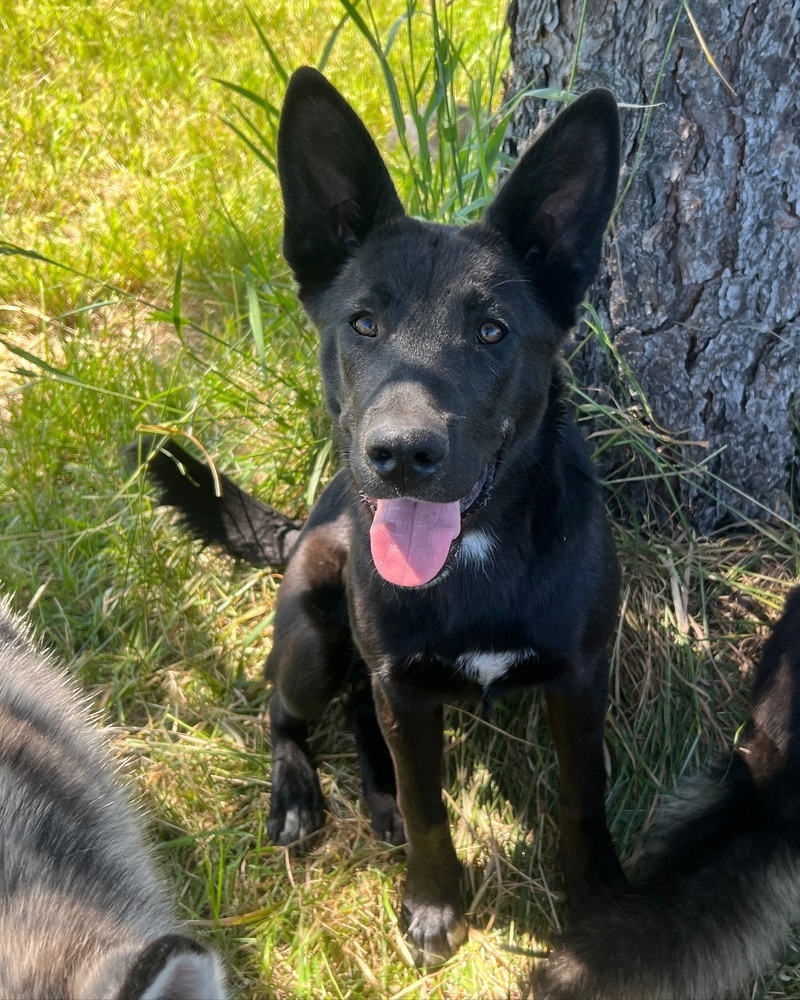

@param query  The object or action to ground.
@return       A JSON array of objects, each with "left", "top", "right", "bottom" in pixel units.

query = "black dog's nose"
[{"left": 365, "top": 426, "right": 448, "bottom": 487}]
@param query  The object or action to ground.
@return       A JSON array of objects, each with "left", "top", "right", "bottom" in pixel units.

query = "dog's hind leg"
[
  {"left": 346, "top": 668, "right": 404, "bottom": 845},
  {"left": 545, "top": 655, "right": 626, "bottom": 915}
]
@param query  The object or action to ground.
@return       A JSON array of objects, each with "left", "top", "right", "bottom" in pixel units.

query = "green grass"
[{"left": 2, "top": 1, "right": 800, "bottom": 997}]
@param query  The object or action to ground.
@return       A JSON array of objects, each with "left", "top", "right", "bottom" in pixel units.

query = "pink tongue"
[{"left": 369, "top": 497, "right": 462, "bottom": 587}]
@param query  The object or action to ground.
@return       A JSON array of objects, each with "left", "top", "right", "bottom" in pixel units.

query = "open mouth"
[{"left": 360, "top": 457, "right": 497, "bottom": 588}]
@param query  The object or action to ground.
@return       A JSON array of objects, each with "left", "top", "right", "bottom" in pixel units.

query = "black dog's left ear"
[
  {"left": 483, "top": 90, "right": 620, "bottom": 329},
  {"left": 278, "top": 67, "right": 405, "bottom": 299}
]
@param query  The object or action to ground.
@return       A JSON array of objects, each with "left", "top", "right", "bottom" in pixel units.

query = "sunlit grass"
[{"left": 1, "top": 0, "right": 508, "bottom": 327}]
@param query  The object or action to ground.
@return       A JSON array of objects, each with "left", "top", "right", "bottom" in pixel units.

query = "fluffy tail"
[
  {"left": 536, "top": 588, "right": 800, "bottom": 1000},
  {"left": 130, "top": 436, "right": 304, "bottom": 567}
]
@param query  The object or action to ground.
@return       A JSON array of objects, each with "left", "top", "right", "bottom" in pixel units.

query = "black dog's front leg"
[
  {"left": 373, "top": 677, "right": 466, "bottom": 966},
  {"left": 545, "top": 657, "right": 626, "bottom": 915},
  {"left": 268, "top": 691, "right": 325, "bottom": 845}
]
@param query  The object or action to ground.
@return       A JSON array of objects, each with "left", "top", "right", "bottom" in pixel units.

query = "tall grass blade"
[
  {"left": 245, "top": 266, "right": 267, "bottom": 381},
  {"left": 336, "top": 0, "right": 407, "bottom": 140},
  {"left": 246, "top": 6, "right": 290, "bottom": 85},
  {"left": 221, "top": 116, "right": 276, "bottom": 174},
  {"left": 171, "top": 253, "right": 184, "bottom": 335},
  {"left": 318, "top": 10, "right": 353, "bottom": 72},
  {"left": 213, "top": 78, "right": 280, "bottom": 118}
]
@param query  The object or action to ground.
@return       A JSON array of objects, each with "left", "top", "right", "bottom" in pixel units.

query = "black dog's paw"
[
  {"left": 366, "top": 791, "right": 406, "bottom": 845},
  {"left": 268, "top": 756, "right": 324, "bottom": 846},
  {"left": 400, "top": 896, "right": 468, "bottom": 967}
]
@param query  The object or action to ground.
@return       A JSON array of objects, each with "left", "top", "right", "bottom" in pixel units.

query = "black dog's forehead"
[{"left": 346, "top": 218, "right": 523, "bottom": 310}]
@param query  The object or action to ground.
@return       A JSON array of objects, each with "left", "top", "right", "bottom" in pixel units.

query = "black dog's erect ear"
[
  {"left": 278, "top": 67, "right": 405, "bottom": 297},
  {"left": 483, "top": 89, "right": 620, "bottom": 329}
]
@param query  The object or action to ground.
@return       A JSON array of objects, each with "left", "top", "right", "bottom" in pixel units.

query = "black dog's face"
[
  {"left": 277, "top": 69, "right": 619, "bottom": 586},
  {"left": 310, "top": 218, "right": 559, "bottom": 505}
]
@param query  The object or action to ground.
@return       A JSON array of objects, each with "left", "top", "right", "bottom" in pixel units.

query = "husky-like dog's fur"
[
  {"left": 535, "top": 587, "right": 800, "bottom": 999},
  {"left": 136, "top": 67, "right": 624, "bottom": 964},
  {"left": 0, "top": 597, "right": 226, "bottom": 999}
]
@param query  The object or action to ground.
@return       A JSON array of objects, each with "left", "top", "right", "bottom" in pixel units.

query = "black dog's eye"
[
  {"left": 477, "top": 321, "right": 506, "bottom": 345},
  {"left": 351, "top": 314, "right": 378, "bottom": 338}
]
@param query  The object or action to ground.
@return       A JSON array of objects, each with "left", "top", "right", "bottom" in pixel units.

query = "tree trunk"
[{"left": 508, "top": 0, "right": 800, "bottom": 530}]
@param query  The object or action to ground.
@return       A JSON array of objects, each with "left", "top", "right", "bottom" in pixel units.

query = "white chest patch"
[
  {"left": 457, "top": 529, "right": 496, "bottom": 568},
  {"left": 455, "top": 648, "right": 538, "bottom": 685}
]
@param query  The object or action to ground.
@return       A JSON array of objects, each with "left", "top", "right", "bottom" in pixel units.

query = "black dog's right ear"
[
  {"left": 278, "top": 67, "right": 405, "bottom": 298},
  {"left": 482, "top": 89, "right": 620, "bottom": 330}
]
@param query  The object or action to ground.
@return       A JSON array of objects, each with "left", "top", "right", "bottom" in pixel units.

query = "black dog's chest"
[
  {"left": 394, "top": 646, "right": 556, "bottom": 694},
  {"left": 349, "top": 542, "right": 581, "bottom": 693}
]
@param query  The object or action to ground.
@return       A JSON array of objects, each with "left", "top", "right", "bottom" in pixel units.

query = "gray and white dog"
[{"left": 0, "top": 596, "right": 226, "bottom": 999}]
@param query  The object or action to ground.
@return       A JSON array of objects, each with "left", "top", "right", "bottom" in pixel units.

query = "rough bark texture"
[{"left": 508, "top": 0, "right": 800, "bottom": 529}]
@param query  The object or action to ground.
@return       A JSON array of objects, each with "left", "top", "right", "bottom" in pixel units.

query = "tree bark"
[{"left": 508, "top": 0, "right": 800, "bottom": 530}]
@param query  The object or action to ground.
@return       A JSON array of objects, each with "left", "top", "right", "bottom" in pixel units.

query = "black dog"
[
  {"left": 536, "top": 587, "right": 800, "bottom": 999},
  {"left": 138, "top": 67, "right": 623, "bottom": 964}
]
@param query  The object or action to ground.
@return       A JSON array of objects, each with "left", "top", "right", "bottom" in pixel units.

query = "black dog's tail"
[
  {"left": 130, "top": 436, "right": 304, "bottom": 567},
  {"left": 536, "top": 587, "right": 800, "bottom": 1000}
]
